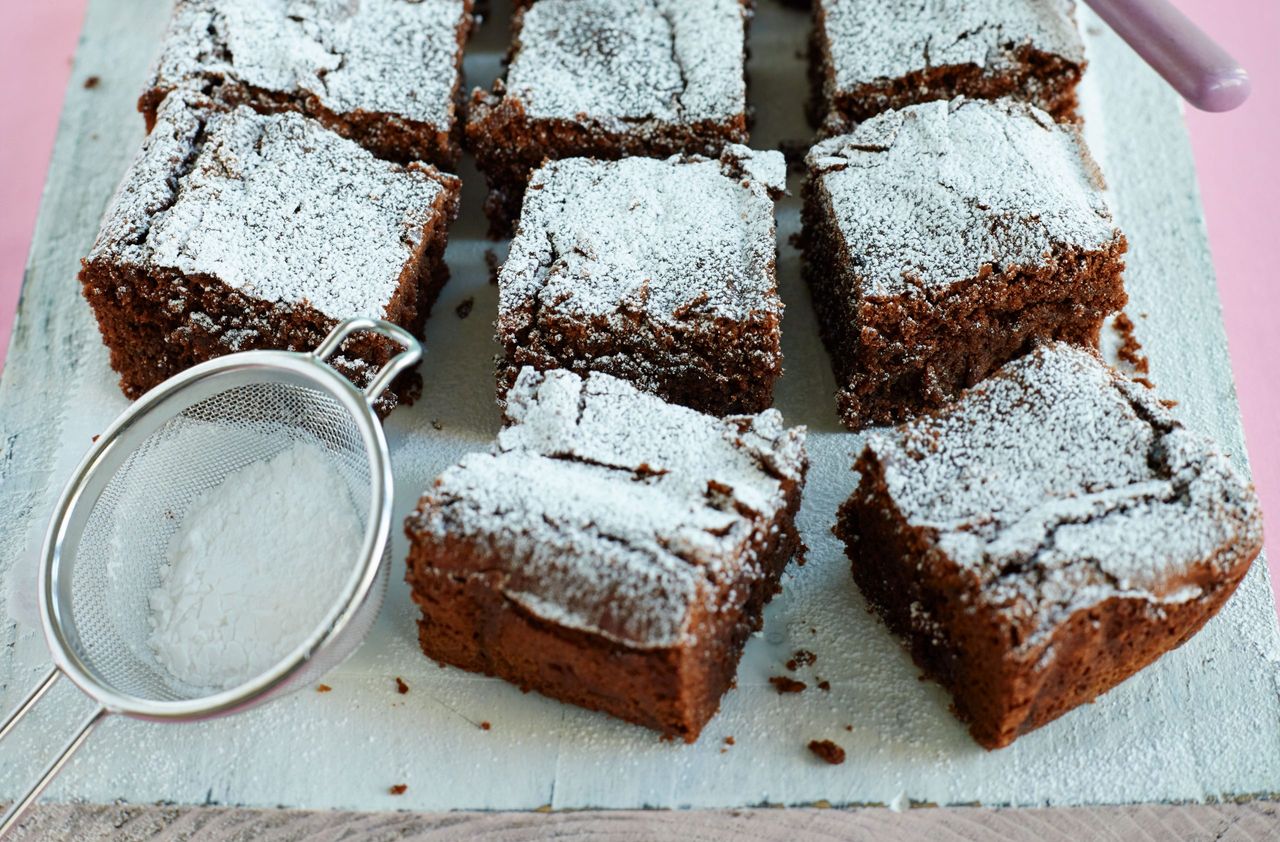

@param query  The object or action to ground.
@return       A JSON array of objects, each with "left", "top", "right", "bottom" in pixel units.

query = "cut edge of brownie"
[
  {"left": 465, "top": 1, "right": 752, "bottom": 236},
  {"left": 81, "top": 101, "right": 461, "bottom": 415},
  {"left": 835, "top": 347, "right": 1264, "bottom": 749},
  {"left": 138, "top": 0, "right": 476, "bottom": 167},
  {"left": 807, "top": 0, "right": 1085, "bottom": 132},
  {"left": 800, "top": 101, "right": 1128, "bottom": 430},
  {"left": 494, "top": 148, "right": 785, "bottom": 417},
  {"left": 405, "top": 475, "right": 804, "bottom": 741}
]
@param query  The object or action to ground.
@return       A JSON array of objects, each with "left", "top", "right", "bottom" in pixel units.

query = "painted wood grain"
[{"left": 5, "top": 802, "right": 1280, "bottom": 841}]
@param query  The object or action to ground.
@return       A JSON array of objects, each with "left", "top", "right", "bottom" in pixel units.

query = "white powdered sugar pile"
[
  {"left": 506, "top": 0, "right": 747, "bottom": 123},
  {"left": 409, "top": 367, "right": 806, "bottom": 649},
  {"left": 807, "top": 97, "right": 1119, "bottom": 297},
  {"left": 88, "top": 92, "right": 455, "bottom": 322},
  {"left": 819, "top": 0, "right": 1084, "bottom": 93},
  {"left": 148, "top": 0, "right": 470, "bottom": 129},
  {"left": 500, "top": 146, "right": 785, "bottom": 325},
  {"left": 864, "top": 342, "right": 1263, "bottom": 647},
  {"left": 147, "top": 441, "right": 363, "bottom": 690}
]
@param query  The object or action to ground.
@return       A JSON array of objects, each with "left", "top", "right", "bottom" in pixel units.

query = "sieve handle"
[
  {"left": 0, "top": 668, "right": 107, "bottom": 837},
  {"left": 313, "top": 317, "right": 424, "bottom": 403}
]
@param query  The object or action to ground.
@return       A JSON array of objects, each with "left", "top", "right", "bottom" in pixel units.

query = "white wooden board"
[{"left": 1, "top": 0, "right": 1277, "bottom": 815}]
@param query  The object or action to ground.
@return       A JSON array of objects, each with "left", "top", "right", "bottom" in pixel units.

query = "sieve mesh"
[{"left": 63, "top": 380, "right": 377, "bottom": 704}]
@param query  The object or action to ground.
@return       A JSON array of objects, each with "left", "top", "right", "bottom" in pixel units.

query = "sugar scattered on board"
[{"left": 146, "top": 441, "right": 362, "bottom": 691}]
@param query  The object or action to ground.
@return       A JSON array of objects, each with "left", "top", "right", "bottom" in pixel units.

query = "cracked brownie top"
[
  {"left": 806, "top": 97, "right": 1119, "bottom": 299},
  {"left": 860, "top": 342, "right": 1263, "bottom": 643},
  {"left": 406, "top": 367, "right": 807, "bottom": 649},
  {"left": 499, "top": 146, "right": 785, "bottom": 329},
  {"left": 88, "top": 92, "right": 458, "bottom": 322},
  {"left": 819, "top": 0, "right": 1084, "bottom": 96},
  {"left": 504, "top": 0, "right": 748, "bottom": 124},
  {"left": 146, "top": 0, "right": 471, "bottom": 131}
]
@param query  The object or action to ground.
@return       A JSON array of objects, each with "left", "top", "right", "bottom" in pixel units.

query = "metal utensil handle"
[
  {"left": 0, "top": 668, "right": 107, "bottom": 837},
  {"left": 1084, "top": 0, "right": 1250, "bottom": 112},
  {"left": 313, "top": 317, "right": 424, "bottom": 402}
]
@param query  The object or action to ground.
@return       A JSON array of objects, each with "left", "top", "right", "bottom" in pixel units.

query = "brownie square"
[
  {"left": 467, "top": 0, "right": 751, "bottom": 233},
  {"left": 405, "top": 367, "right": 808, "bottom": 741},
  {"left": 802, "top": 97, "right": 1127, "bottom": 430},
  {"left": 81, "top": 91, "right": 460, "bottom": 412},
  {"left": 139, "top": 0, "right": 474, "bottom": 166},
  {"left": 810, "top": 0, "right": 1086, "bottom": 131},
  {"left": 837, "top": 342, "right": 1264, "bottom": 749},
  {"left": 496, "top": 146, "right": 786, "bottom": 416}
]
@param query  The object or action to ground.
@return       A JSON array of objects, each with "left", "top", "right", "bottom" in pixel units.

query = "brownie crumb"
[
  {"left": 844, "top": 725, "right": 853, "bottom": 732},
  {"left": 455, "top": 296, "right": 474, "bottom": 319},
  {"left": 394, "top": 676, "right": 409, "bottom": 695},
  {"left": 769, "top": 676, "right": 807, "bottom": 694},
  {"left": 83, "top": 76, "right": 100, "bottom": 89},
  {"left": 818, "top": 680, "right": 831, "bottom": 692},
  {"left": 480, "top": 721, "right": 491, "bottom": 731},
  {"left": 724, "top": 736, "right": 736, "bottom": 746},
  {"left": 485, "top": 249, "right": 501, "bottom": 285},
  {"left": 1114, "top": 312, "right": 1151, "bottom": 375},
  {"left": 786, "top": 649, "right": 816, "bottom": 670},
  {"left": 388, "top": 784, "right": 407, "bottom": 796},
  {"left": 316, "top": 684, "right": 332, "bottom": 693},
  {"left": 807, "top": 739, "right": 846, "bottom": 765}
]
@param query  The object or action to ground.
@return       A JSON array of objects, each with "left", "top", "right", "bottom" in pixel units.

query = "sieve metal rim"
[{"left": 40, "top": 342, "right": 395, "bottom": 721}]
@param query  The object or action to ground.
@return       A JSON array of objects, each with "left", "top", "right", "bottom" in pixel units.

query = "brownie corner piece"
[
  {"left": 140, "top": 0, "right": 475, "bottom": 166},
  {"left": 802, "top": 97, "right": 1126, "bottom": 430},
  {"left": 404, "top": 367, "right": 808, "bottom": 741},
  {"left": 466, "top": 0, "right": 751, "bottom": 231},
  {"left": 811, "top": 0, "right": 1086, "bottom": 130},
  {"left": 81, "top": 91, "right": 460, "bottom": 412},
  {"left": 496, "top": 146, "right": 786, "bottom": 416},
  {"left": 837, "top": 342, "right": 1263, "bottom": 749}
]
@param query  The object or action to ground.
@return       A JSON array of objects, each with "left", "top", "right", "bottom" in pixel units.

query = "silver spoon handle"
[
  {"left": 1084, "top": 0, "right": 1250, "bottom": 112},
  {"left": 0, "top": 670, "right": 107, "bottom": 837}
]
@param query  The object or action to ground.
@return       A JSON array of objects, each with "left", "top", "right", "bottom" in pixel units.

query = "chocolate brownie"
[
  {"left": 81, "top": 91, "right": 460, "bottom": 412},
  {"left": 802, "top": 97, "right": 1127, "bottom": 430},
  {"left": 496, "top": 146, "right": 786, "bottom": 416},
  {"left": 810, "top": 0, "right": 1085, "bottom": 131},
  {"left": 466, "top": 0, "right": 751, "bottom": 233},
  {"left": 139, "top": 0, "right": 474, "bottom": 166},
  {"left": 405, "top": 367, "right": 808, "bottom": 741},
  {"left": 837, "top": 342, "right": 1264, "bottom": 749}
]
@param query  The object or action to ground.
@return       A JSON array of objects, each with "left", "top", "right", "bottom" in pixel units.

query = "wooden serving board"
[{"left": 1, "top": 0, "right": 1278, "bottom": 833}]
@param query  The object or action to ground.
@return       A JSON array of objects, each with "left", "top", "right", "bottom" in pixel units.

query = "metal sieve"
[{"left": 0, "top": 317, "right": 420, "bottom": 835}]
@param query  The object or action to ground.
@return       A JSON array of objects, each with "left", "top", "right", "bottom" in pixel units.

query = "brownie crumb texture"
[
  {"left": 497, "top": 146, "right": 786, "bottom": 416},
  {"left": 80, "top": 91, "right": 459, "bottom": 413},
  {"left": 404, "top": 367, "right": 808, "bottom": 741},
  {"left": 315, "top": 684, "right": 331, "bottom": 693},
  {"left": 388, "top": 784, "right": 407, "bottom": 796},
  {"left": 838, "top": 342, "right": 1263, "bottom": 748},
  {"left": 803, "top": 97, "right": 1126, "bottom": 428},
  {"left": 83, "top": 75, "right": 101, "bottom": 89},
  {"left": 142, "top": 0, "right": 474, "bottom": 165},
  {"left": 769, "top": 676, "right": 807, "bottom": 694},
  {"left": 813, "top": 0, "right": 1085, "bottom": 128},
  {"left": 808, "top": 739, "right": 846, "bottom": 765},
  {"left": 466, "top": 0, "right": 751, "bottom": 230},
  {"left": 394, "top": 677, "right": 409, "bottom": 695},
  {"left": 786, "top": 649, "right": 817, "bottom": 670}
]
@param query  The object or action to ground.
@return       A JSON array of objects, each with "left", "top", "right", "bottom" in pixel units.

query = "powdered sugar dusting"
[
  {"left": 500, "top": 145, "right": 785, "bottom": 325},
  {"left": 145, "top": 442, "right": 363, "bottom": 691},
  {"left": 819, "top": 0, "right": 1084, "bottom": 95},
  {"left": 865, "top": 342, "right": 1263, "bottom": 648},
  {"left": 408, "top": 368, "right": 806, "bottom": 648},
  {"left": 89, "top": 92, "right": 456, "bottom": 322},
  {"left": 148, "top": 0, "right": 470, "bottom": 131},
  {"left": 506, "top": 0, "right": 747, "bottom": 123},
  {"left": 807, "top": 97, "right": 1119, "bottom": 298}
]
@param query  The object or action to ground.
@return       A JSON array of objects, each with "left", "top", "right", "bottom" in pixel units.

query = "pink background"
[{"left": 1, "top": 2, "right": 1277, "bottom": 610}]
